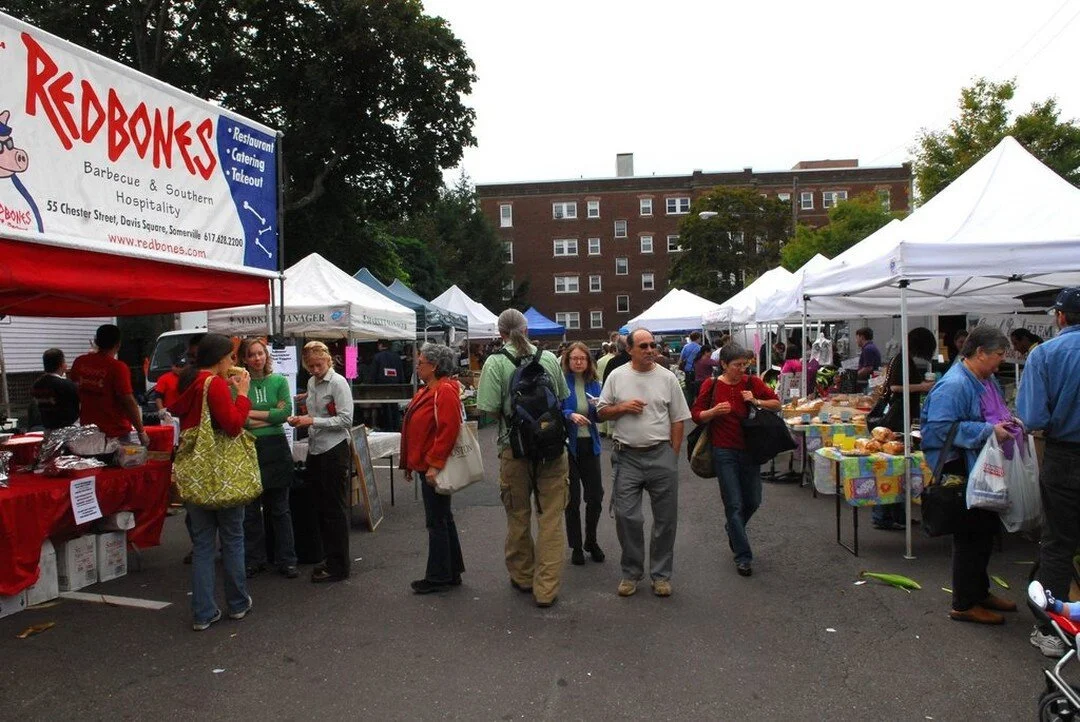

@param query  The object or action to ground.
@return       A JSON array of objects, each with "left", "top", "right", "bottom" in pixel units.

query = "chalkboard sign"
[{"left": 349, "top": 426, "right": 383, "bottom": 531}]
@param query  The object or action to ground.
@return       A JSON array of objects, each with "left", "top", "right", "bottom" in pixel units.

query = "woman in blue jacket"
[
  {"left": 922, "top": 325, "right": 1021, "bottom": 625},
  {"left": 561, "top": 342, "right": 604, "bottom": 565}
]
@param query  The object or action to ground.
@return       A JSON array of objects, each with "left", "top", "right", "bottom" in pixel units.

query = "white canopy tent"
[
  {"left": 208, "top": 253, "right": 416, "bottom": 339},
  {"left": 801, "top": 136, "right": 1080, "bottom": 558},
  {"left": 703, "top": 267, "right": 793, "bottom": 327},
  {"left": 628, "top": 288, "right": 720, "bottom": 332},
  {"left": 430, "top": 284, "right": 500, "bottom": 339}
]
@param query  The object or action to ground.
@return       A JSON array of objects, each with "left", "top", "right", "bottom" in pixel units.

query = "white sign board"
[
  {"left": 972, "top": 314, "right": 1057, "bottom": 365},
  {"left": 0, "top": 13, "right": 279, "bottom": 276},
  {"left": 269, "top": 344, "right": 298, "bottom": 448},
  {"left": 69, "top": 476, "right": 102, "bottom": 525}
]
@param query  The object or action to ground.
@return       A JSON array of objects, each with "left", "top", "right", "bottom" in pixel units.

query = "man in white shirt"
[{"left": 598, "top": 328, "right": 691, "bottom": 598}]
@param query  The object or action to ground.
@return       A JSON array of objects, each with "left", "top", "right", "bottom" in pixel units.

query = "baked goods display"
[{"left": 795, "top": 399, "right": 825, "bottom": 414}]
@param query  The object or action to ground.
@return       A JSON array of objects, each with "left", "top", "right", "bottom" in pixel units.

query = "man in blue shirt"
[
  {"left": 1018, "top": 287, "right": 1080, "bottom": 658},
  {"left": 679, "top": 332, "right": 702, "bottom": 375},
  {"left": 855, "top": 327, "right": 882, "bottom": 380}
]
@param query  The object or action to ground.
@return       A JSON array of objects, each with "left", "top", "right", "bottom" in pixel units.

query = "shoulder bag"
[
  {"left": 740, "top": 376, "right": 797, "bottom": 465},
  {"left": 174, "top": 376, "right": 261, "bottom": 509},
  {"left": 686, "top": 380, "right": 718, "bottom": 478},
  {"left": 434, "top": 388, "right": 485, "bottom": 495},
  {"left": 920, "top": 421, "right": 966, "bottom": 537}
]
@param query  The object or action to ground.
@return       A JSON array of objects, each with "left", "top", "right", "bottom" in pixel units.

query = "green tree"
[
  {"left": 780, "top": 193, "right": 899, "bottom": 271},
  {"left": 4, "top": 0, "right": 478, "bottom": 268},
  {"left": 914, "top": 77, "right": 1080, "bottom": 201},
  {"left": 669, "top": 187, "right": 790, "bottom": 302}
]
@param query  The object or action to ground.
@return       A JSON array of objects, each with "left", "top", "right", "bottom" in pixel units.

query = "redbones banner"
[{"left": 0, "top": 13, "right": 278, "bottom": 276}]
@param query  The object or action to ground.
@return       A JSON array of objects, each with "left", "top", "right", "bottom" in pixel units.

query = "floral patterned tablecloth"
[
  {"left": 814, "top": 447, "right": 933, "bottom": 506},
  {"left": 787, "top": 422, "right": 867, "bottom": 485}
]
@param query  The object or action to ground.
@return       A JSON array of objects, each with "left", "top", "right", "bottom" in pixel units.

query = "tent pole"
[
  {"left": 900, "top": 280, "right": 914, "bottom": 560},
  {"left": 1013, "top": 311, "right": 1021, "bottom": 388},
  {"left": 0, "top": 330, "right": 11, "bottom": 422},
  {"left": 275, "top": 131, "right": 287, "bottom": 340},
  {"left": 801, "top": 303, "right": 808, "bottom": 398}
]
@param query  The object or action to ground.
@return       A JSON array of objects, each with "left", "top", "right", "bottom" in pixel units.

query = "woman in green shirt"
[{"left": 239, "top": 337, "right": 298, "bottom": 579}]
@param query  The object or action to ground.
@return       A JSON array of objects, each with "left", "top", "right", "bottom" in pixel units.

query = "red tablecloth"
[{"left": 0, "top": 461, "right": 172, "bottom": 596}]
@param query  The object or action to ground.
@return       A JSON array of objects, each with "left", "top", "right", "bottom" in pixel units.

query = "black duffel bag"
[{"left": 740, "top": 405, "right": 797, "bottom": 465}]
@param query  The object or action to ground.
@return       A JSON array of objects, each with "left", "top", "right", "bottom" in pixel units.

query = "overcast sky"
[{"left": 421, "top": 0, "right": 1080, "bottom": 185}]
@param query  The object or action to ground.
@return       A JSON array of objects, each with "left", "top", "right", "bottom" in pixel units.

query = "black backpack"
[{"left": 500, "top": 348, "right": 566, "bottom": 463}]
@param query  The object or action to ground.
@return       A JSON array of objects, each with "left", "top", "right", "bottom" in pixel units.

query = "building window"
[
  {"left": 503, "top": 241, "right": 513, "bottom": 264},
  {"left": 667, "top": 235, "right": 682, "bottom": 253},
  {"left": 502, "top": 279, "right": 514, "bottom": 300},
  {"left": 640, "top": 235, "right": 653, "bottom": 254},
  {"left": 877, "top": 188, "right": 891, "bottom": 211},
  {"left": 552, "top": 201, "right": 577, "bottom": 219},
  {"left": 499, "top": 203, "right": 512, "bottom": 228},
  {"left": 800, "top": 191, "right": 814, "bottom": 210},
  {"left": 590, "top": 310, "right": 603, "bottom": 329},
  {"left": 777, "top": 192, "right": 791, "bottom": 203},
  {"left": 639, "top": 198, "right": 653, "bottom": 216},
  {"left": 616, "top": 295, "right": 630, "bottom": 313},
  {"left": 822, "top": 190, "right": 848, "bottom": 209},
  {"left": 554, "top": 275, "right": 580, "bottom": 294},
  {"left": 587, "top": 200, "right": 600, "bottom": 218},
  {"left": 588, "top": 237, "right": 601, "bottom": 255},
  {"left": 615, "top": 257, "right": 628, "bottom": 275},
  {"left": 553, "top": 238, "right": 578, "bottom": 256},
  {"left": 589, "top": 274, "right": 602, "bottom": 292},
  {"left": 642, "top": 272, "right": 655, "bottom": 291},
  {"left": 666, "top": 197, "right": 690, "bottom": 215},
  {"left": 556, "top": 311, "right": 580, "bottom": 330},
  {"left": 614, "top": 220, "right": 627, "bottom": 238}
]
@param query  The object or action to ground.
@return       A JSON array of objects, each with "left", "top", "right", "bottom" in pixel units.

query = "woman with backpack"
[
  {"left": 561, "top": 342, "right": 605, "bottom": 566},
  {"left": 691, "top": 343, "right": 780, "bottom": 578}
]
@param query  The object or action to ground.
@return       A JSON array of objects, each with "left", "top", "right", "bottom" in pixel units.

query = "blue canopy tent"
[
  {"left": 353, "top": 268, "right": 467, "bottom": 334},
  {"left": 524, "top": 307, "right": 565, "bottom": 338}
]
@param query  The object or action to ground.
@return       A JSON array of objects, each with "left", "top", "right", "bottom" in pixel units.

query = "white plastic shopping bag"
[
  {"left": 1000, "top": 434, "right": 1041, "bottom": 533},
  {"left": 967, "top": 435, "right": 1010, "bottom": 512}
]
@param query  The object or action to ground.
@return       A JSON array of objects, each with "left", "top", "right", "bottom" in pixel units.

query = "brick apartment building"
[{"left": 476, "top": 153, "right": 912, "bottom": 343}]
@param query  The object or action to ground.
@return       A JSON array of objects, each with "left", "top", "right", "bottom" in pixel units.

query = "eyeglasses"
[{"left": 637, "top": 342, "right": 658, "bottom": 349}]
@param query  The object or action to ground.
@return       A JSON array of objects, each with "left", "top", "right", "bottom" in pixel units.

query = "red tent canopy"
[{"left": 0, "top": 239, "right": 271, "bottom": 317}]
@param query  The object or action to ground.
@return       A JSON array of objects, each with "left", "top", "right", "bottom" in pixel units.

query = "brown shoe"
[
  {"left": 617, "top": 579, "right": 637, "bottom": 597},
  {"left": 980, "top": 594, "right": 1018, "bottom": 612},
  {"left": 949, "top": 605, "right": 1004, "bottom": 625},
  {"left": 651, "top": 579, "right": 672, "bottom": 597}
]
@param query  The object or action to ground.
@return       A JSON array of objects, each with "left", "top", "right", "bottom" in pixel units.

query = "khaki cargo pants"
[{"left": 498, "top": 448, "right": 569, "bottom": 604}]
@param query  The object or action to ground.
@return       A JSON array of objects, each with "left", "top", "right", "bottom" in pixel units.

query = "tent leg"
[
  {"left": 900, "top": 281, "right": 915, "bottom": 560},
  {"left": 0, "top": 331, "right": 10, "bottom": 422}
]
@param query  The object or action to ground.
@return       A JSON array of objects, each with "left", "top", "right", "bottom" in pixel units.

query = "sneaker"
[
  {"left": 651, "top": 579, "right": 672, "bottom": 597},
  {"left": 736, "top": 562, "right": 753, "bottom": 577},
  {"left": 229, "top": 596, "right": 253, "bottom": 620},
  {"left": 192, "top": 609, "right": 222, "bottom": 631},
  {"left": 617, "top": 579, "right": 637, "bottom": 597},
  {"left": 1031, "top": 626, "right": 1067, "bottom": 659}
]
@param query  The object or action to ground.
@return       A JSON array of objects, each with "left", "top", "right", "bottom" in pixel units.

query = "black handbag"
[
  {"left": 920, "top": 421, "right": 967, "bottom": 537},
  {"left": 741, "top": 404, "right": 797, "bottom": 465}
]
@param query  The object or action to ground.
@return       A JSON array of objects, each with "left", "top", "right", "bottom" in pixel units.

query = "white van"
[{"left": 146, "top": 329, "right": 204, "bottom": 394}]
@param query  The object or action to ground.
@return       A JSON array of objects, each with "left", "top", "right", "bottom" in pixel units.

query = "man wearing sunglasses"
[{"left": 598, "top": 328, "right": 691, "bottom": 599}]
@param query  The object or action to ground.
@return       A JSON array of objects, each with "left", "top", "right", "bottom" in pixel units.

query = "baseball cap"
[{"left": 1051, "top": 287, "right": 1080, "bottom": 313}]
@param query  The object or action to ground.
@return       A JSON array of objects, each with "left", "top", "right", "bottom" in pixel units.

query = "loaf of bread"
[
  {"left": 871, "top": 426, "right": 895, "bottom": 443},
  {"left": 883, "top": 440, "right": 905, "bottom": 455},
  {"left": 228, "top": 366, "right": 246, "bottom": 376},
  {"left": 854, "top": 438, "right": 872, "bottom": 454},
  {"left": 865, "top": 439, "right": 883, "bottom": 453}
]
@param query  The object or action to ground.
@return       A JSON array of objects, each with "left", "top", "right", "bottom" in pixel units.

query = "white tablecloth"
[{"left": 291, "top": 431, "right": 401, "bottom": 464}]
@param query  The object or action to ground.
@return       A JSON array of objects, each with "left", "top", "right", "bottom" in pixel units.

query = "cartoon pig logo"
[{"left": 0, "top": 110, "right": 43, "bottom": 232}]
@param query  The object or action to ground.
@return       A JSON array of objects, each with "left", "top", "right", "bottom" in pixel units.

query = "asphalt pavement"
[{"left": 0, "top": 424, "right": 1051, "bottom": 720}]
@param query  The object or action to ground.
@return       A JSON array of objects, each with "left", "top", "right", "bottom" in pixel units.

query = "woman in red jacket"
[
  {"left": 691, "top": 343, "right": 780, "bottom": 579},
  {"left": 169, "top": 334, "right": 253, "bottom": 631},
  {"left": 399, "top": 343, "right": 465, "bottom": 594}
]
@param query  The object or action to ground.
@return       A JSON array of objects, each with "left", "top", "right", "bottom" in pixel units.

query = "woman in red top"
[
  {"left": 169, "top": 334, "right": 253, "bottom": 631},
  {"left": 399, "top": 343, "right": 465, "bottom": 594},
  {"left": 691, "top": 343, "right": 780, "bottom": 578}
]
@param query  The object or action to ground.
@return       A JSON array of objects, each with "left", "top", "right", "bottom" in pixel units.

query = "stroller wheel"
[{"left": 1039, "top": 688, "right": 1080, "bottom": 721}]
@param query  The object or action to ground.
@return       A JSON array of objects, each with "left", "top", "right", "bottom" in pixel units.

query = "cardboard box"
[
  {"left": 55, "top": 535, "right": 98, "bottom": 591},
  {"left": 0, "top": 590, "right": 27, "bottom": 619},
  {"left": 26, "top": 540, "right": 59, "bottom": 606},
  {"left": 95, "top": 531, "right": 128, "bottom": 583}
]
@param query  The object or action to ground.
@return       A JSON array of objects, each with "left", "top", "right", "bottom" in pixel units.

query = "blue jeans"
[
  {"left": 871, "top": 502, "right": 907, "bottom": 527},
  {"left": 713, "top": 448, "right": 762, "bottom": 564},
  {"left": 187, "top": 504, "right": 248, "bottom": 624}
]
